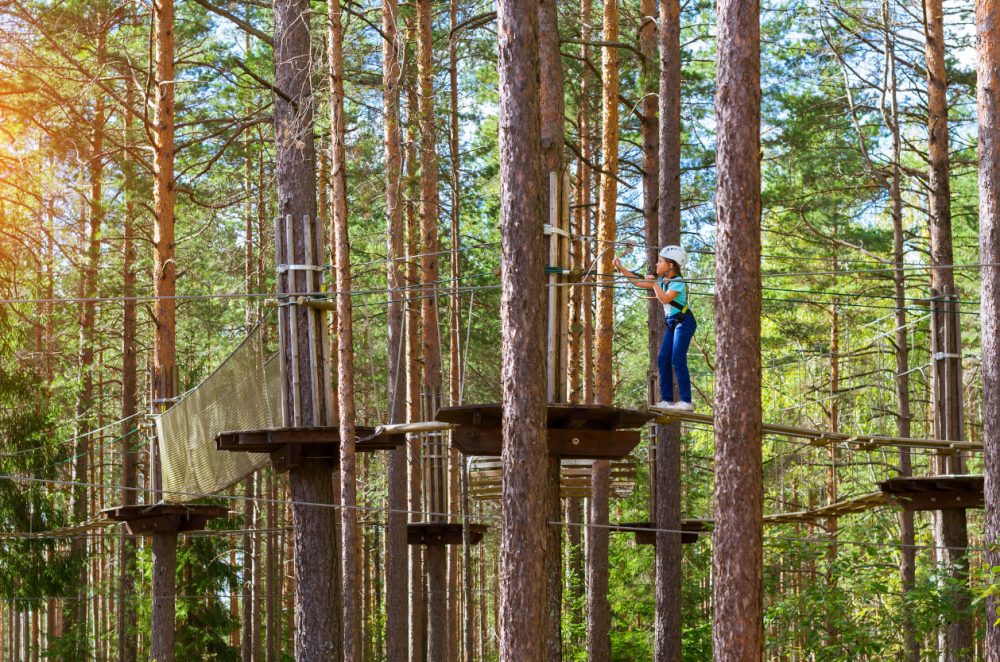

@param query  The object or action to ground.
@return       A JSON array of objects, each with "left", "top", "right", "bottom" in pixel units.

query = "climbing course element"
[
  {"left": 648, "top": 406, "right": 982, "bottom": 453},
  {"left": 437, "top": 403, "right": 653, "bottom": 460},
  {"left": 156, "top": 319, "right": 281, "bottom": 502},
  {"left": 880, "top": 474, "right": 984, "bottom": 511}
]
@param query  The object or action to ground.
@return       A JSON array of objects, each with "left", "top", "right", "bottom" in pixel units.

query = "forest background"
[{"left": 0, "top": 0, "right": 990, "bottom": 658}]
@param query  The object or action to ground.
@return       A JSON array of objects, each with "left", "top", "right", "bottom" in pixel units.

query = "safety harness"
[{"left": 665, "top": 276, "right": 689, "bottom": 322}]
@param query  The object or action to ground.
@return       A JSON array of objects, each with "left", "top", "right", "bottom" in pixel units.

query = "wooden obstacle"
[
  {"left": 436, "top": 403, "right": 653, "bottom": 460},
  {"left": 216, "top": 426, "right": 405, "bottom": 472},
  {"left": 468, "top": 457, "right": 638, "bottom": 500},
  {"left": 649, "top": 407, "right": 979, "bottom": 453},
  {"left": 607, "top": 519, "right": 711, "bottom": 545},
  {"left": 101, "top": 504, "right": 228, "bottom": 536},
  {"left": 879, "top": 475, "right": 983, "bottom": 511},
  {"left": 406, "top": 522, "right": 488, "bottom": 546},
  {"left": 763, "top": 492, "right": 891, "bottom": 525}
]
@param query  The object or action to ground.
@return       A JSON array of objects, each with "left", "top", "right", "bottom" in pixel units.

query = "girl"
[{"left": 614, "top": 245, "right": 696, "bottom": 411}]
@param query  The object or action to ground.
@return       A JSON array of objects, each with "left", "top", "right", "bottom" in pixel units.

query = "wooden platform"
[
  {"left": 649, "top": 407, "right": 981, "bottom": 453},
  {"left": 101, "top": 504, "right": 229, "bottom": 536},
  {"left": 406, "top": 522, "right": 488, "bottom": 546},
  {"left": 607, "top": 520, "right": 711, "bottom": 545},
  {"left": 879, "top": 475, "right": 983, "bottom": 511},
  {"left": 436, "top": 403, "right": 652, "bottom": 460},
  {"left": 216, "top": 426, "right": 404, "bottom": 472}
]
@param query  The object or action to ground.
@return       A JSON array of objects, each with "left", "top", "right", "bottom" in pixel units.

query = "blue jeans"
[{"left": 658, "top": 313, "right": 696, "bottom": 403}]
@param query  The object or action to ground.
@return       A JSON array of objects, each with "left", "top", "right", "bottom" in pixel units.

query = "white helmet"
[{"left": 658, "top": 244, "right": 687, "bottom": 269}]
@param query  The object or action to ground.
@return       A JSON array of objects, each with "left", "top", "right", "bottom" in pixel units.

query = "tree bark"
[
  {"left": 655, "top": 0, "right": 684, "bottom": 657},
  {"left": 496, "top": 0, "right": 547, "bottom": 657},
  {"left": 118, "top": 73, "right": 139, "bottom": 662},
  {"left": 978, "top": 0, "right": 1000, "bottom": 657},
  {"left": 924, "top": 0, "right": 972, "bottom": 655},
  {"left": 448, "top": 1, "right": 464, "bottom": 656},
  {"left": 416, "top": 0, "right": 449, "bottom": 658},
  {"left": 539, "top": 0, "right": 566, "bottom": 657},
  {"left": 589, "top": 0, "right": 620, "bottom": 658},
  {"left": 713, "top": 0, "right": 763, "bottom": 658},
  {"left": 150, "top": 533, "right": 178, "bottom": 662},
  {"left": 289, "top": 462, "right": 338, "bottom": 660},
  {"left": 329, "top": 0, "right": 363, "bottom": 657},
  {"left": 882, "top": 5, "right": 919, "bottom": 657},
  {"left": 383, "top": 0, "right": 408, "bottom": 655}
]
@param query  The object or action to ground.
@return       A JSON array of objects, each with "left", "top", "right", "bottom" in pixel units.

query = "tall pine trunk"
[
  {"left": 328, "top": 0, "right": 362, "bottom": 656},
  {"left": 382, "top": 0, "right": 408, "bottom": 656},
  {"left": 655, "top": 0, "right": 684, "bottom": 656},
  {"left": 712, "top": 0, "right": 763, "bottom": 657},
  {"left": 978, "top": 0, "right": 1000, "bottom": 655},
  {"left": 496, "top": 0, "right": 547, "bottom": 656}
]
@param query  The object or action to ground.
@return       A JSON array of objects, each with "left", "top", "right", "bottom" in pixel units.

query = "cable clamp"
[
  {"left": 932, "top": 352, "right": 961, "bottom": 361},
  {"left": 543, "top": 224, "right": 570, "bottom": 238},
  {"left": 277, "top": 264, "right": 324, "bottom": 274}
]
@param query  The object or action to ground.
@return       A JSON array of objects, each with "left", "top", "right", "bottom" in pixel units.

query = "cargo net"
[{"left": 156, "top": 318, "right": 281, "bottom": 502}]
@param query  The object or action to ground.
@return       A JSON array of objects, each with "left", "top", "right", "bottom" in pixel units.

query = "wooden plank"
[
  {"left": 650, "top": 407, "right": 983, "bottom": 452},
  {"left": 450, "top": 427, "right": 640, "bottom": 459}
]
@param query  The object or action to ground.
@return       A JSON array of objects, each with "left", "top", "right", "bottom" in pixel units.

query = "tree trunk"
[
  {"left": 118, "top": 75, "right": 139, "bottom": 662},
  {"left": 416, "top": 0, "right": 448, "bottom": 658},
  {"left": 405, "top": 33, "right": 427, "bottom": 656},
  {"left": 383, "top": 0, "right": 408, "bottom": 655},
  {"left": 881, "top": 6, "right": 919, "bottom": 656},
  {"left": 925, "top": 0, "right": 972, "bottom": 654},
  {"left": 539, "top": 0, "right": 566, "bottom": 657},
  {"left": 589, "top": 0, "right": 620, "bottom": 658},
  {"left": 655, "top": 0, "right": 683, "bottom": 656},
  {"left": 328, "top": 0, "right": 363, "bottom": 657},
  {"left": 978, "top": 0, "right": 1000, "bottom": 656},
  {"left": 288, "top": 462, "right": 337, "bottom": 659},
  {"left": 150, "top": 533, "right": 178, "bottom": 662},
  {"left": 273, "top": 1, "right": 339, "bottom": 661},
  {"left": 713, "top": 0, "right": 763, "bottom": 657},
  {"left": 448, "top": 1, "right": 464, "bottom": 656},
  {"left": 496, "top": 0, "right": 547, "bottom": 657}
]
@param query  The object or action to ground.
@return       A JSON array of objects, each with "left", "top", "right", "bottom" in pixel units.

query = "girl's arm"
[
  {"left": 613, "top": 256, "right": 655, "bottom": 289},
  {"left": 651, "top": 279, "right": 679, "bottom": 305}
]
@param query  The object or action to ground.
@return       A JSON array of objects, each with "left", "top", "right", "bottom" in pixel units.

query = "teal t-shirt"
[{"left": 659, "top": 277, "right": 687, "bottom": 317}]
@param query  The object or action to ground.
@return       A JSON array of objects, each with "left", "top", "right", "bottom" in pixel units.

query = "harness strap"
[{"left": 665, "top": 276, "right": 689, "bottom": 316}]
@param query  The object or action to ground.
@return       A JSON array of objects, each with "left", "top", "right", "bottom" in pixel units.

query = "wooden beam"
[{"left": 450, "top": 427, "right": 640, "bottom": 459}]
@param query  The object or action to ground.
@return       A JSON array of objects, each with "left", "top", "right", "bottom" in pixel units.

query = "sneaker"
[
  {"left": 662, "top": 401, "right": 694, "bottom": 413},
  {"left": 652, "top": 400, "right": 672, "bottom": 409}
]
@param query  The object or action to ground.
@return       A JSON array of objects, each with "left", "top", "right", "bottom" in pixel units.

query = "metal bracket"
[
  {"left": 932, "top": 352, "right": 960, "bottom": 361},
  {"left": 277, "top": 264, "right": 324, "bottom": 274},
  {"left": 543, "top": 224, "right": 570, "bottom": 238}
]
